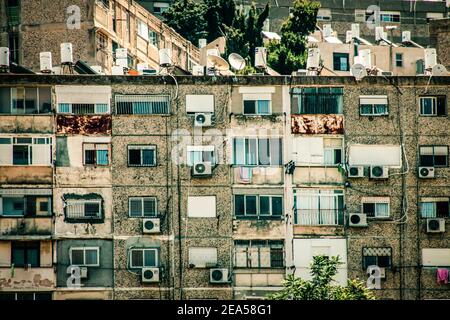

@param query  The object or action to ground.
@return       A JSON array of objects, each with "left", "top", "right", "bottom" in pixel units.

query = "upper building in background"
[{"left": 0, "top": 0, "right": 200, "bottom": 74}]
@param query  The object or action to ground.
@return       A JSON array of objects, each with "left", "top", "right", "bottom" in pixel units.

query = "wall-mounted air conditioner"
[
  {"left": 370, "top": 166, "right": 389, "bottom": 179},
  {"left": 67, "top": 266, "right": 88, "bottom": 278},
  {"left": 142, "top": 267, "right": 160, "bottom": 283},
  {"left": 194, "top": 113, "right": 212, "bottom": 127},
  {"left": 142, "top": 218, "right": 161, "bottom": 234},
  {"left": 426, "top": 218, "right": 445, "bottom": 233},
  {"left": 348, "top": 166, "right": 364, "bottom": 178},
  {"left": 349, "top": 213, "right": 368, "bottom": 227},
  {"left": 418, "top": 167, "right": 435, "bottom": 179},
  {"left": 192, "top": 162, "right": 212, "bottom": 177},
  {"left": 210, "top": 268, "right": 229, "bottom": 284}
]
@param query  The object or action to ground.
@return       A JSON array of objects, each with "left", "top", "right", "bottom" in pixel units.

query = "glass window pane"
[
  {"left": 259, "top": 196, "right": 270, "bottom": 215},
  {"left": 234, "top": 195, "right": 245, "bottom": 216},
  {"left": 377, "top": 256, "right": 391, "bottom": 268},
  {"left": 12, "top": 248, "right": 25, "bottom": 267},
  {"left": 130, "top": 199, "right": 142, "bottom": 217},
  {"left": 27, "top": 248, "right": 39, "bottom": 267},
  {"left": 144, "top": 250, "right": 156, "bottom": 267},
  {"left": 131, "top": 250, "right": 143, "bottom": 267},
  {"left": 84, "top": 202, "right": 100, "bottom": 217},
  {"left": 128, "top": 149, "right": 141, "bottom": 165},
  {"left": 71, "top": 249, "right": 84, "bottom": 265},
  {"left": 243, "top": 100, "right": 256, "bottom": 114},
  {"left": 95, "top": 103, "right": 109, "bottom": 113},
  {"left": 258, "top": 139, "right": 270, "bottom": 165},
  {"left": 420, "top": 202, "right": 435, "bottom": 218},
  {"left": 364, "top": 256, "right": 377, "bottom": 269},
  {"left": 234, "top": 138, "right": 245, "bottom": 165},
  {"left": 272, "top": 197, "right": 283, "bottom": 216},
  {"left": 84, "top": 149, "right": 96, "bottom": 165},
  {"left": 13, "top": 145, "right": 29, "bottom": 165},
  {"left": 246, "top": 139, "right": 257, "bottom": 165},
  {"left": 85, "top": 249, "right": 98, "bottom": 265},
  {"left": 376, "top": 203, "right": 389, "bottom": 217},
  {"left": 246, "top": 196, "right": 257, "bottom": 215},
  {"left": 257, "top": 100, "right": 270, "bottom": 114},
  {"left": 142, "top": 149, "right": 155, "bottom": 165},
  {"left": 143, "top": 199, "right": 156, "bottom": 216},
  {"left": 96, "top": 149, "right": 108, "bottom": 165}
]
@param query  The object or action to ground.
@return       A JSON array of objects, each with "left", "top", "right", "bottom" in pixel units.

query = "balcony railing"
[{"left": 295, "top": 209, "right": 344, "bottom": 226}]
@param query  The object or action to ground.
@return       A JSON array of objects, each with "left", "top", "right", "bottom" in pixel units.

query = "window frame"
[
  {"left": 232, "top": 137, "right": 283, "bottom": 166},
  {"left": 362, "top": 247, "right": 392, "bottom": 270},
  {"left": 57, "top": 103, "right": 110, "bottom": 114},
  {"left": 234, "top": 240, "right": 285, "bottom": 269},
  {"left": 359, "top": 95, "right": 389, "bottom": 116},
  {"left": 242, "top": 99, "right": 272, "bottom": 116},
  {"left": 395, "top": 53, "right": 403, "bottom": 67},
  {"left": 186, "top": 146, "right": 216, "bottom": 166},
  {"left": 0, "top": 195, "right": 51, "bottom": 217},
  {"left": 11, "top": 241, "right": 40, "bottom": 268},
  {"left": 129, "top": 248, "right": 159, "bottom": 268},
  {"left": 82, "top": 143, "right": 110, "bottom": 166},
  {"left": 361, "top": 198, "right": 390, "bottom": 218},
  {"left": 234, "top": 194, "right": 283, "bottom": 219},
  {"left": 333, "top": 52, "right": 349, "bottom": 71},
  {"left": 128, "top": 197, "right": 158, "bottom": 218},
  {"left": 64, "top": 198, "right": 103, "bottom": 222},
  {"left": 69, "top": 246, "right": 100, "bottom": 267},
  {"left": 419, "top": 96, "right": 446, "bottom": 117},
  {"left": 127, "top": 145, "right": 157, "bottom": 167},
  {"left": 420, "top": 198, "right": 450, "bottom": 218},
  {"left": 419, "top": 145, "right": 449, "bottom": 167}
]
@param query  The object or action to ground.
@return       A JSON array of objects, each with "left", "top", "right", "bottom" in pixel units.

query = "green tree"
[
  {"left": 267, "top": 0, "right": 320, "bottom": 75},
  {"left": 162, "top": 0, "right": 207, "bottom": 45},
  {"left": 204, "top": 0, "right": 236, "bottom": 42},
  {"left": 224, "top": 3, "right": 269, "bottom": 67},
  {"left": 267, "top": 256, "right": 376, "bottom": 300}
]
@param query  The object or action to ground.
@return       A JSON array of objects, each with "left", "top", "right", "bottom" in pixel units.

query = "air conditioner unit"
[
  {"left": 142, "top": 267, "right": 160, "bottom": 283},
  {"left": 367, "top": 266, "right": 386, "bottom": 279},
  {"left": 142, "top": 218, "right": 161, "bottom": 234},
  {"left": 418, "top": 166, "right": 435, "bottom": 178},
  {"left": 426, "top": 218, "right": 445, "bottom": 233},
  {"left": 349, "top": 213, "right": 368, "bottom": 227},
  {"left": 67, "top": 266, "right": 88, "bottom": 278},
  {"left": 370, "top": 166, "right": 389, "bottom": 179},
  {"left": 348, "top": 166, "right": 364, "bottom": 178},
  {"left": 192, "top": 162, "right": 212, "bottom": 177},
  {"left": 210, "top": 268, "right": 229, "bottom": 284},
  {"left": 194, "top": 113, "right": 212, "bottom": 127}
]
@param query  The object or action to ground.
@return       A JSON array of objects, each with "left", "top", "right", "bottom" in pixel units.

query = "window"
[
  {"left": 420, "top": 198, "right": 449, "bottom": 218},
  {"left": 148, "top": 30, "right": 158, "bottom": 47},
  {"left": 419, "top": 146, "right": 448, "bottom": 167},
  {"left": 233, "top": 138, "right": 282, "bottom": 166},
  {"left": 333, "top": 53, "right": 349, "bottom": 71},
  {"left": 153, "top": 2, "right": 170, "bottom": 14},
  {"left": 243, "top": 100, "right": 271, "bottom": 115},
  {"left": 0, "top": 292, "right": 52, "bottom": 300},
  {"left": 359, "top": 95, "right": 388, "bottom": 116},
  {"left": 362, "top": 247, "right": 392, "bottom": 270},
  {"left": 189, "top": 247, "right": 217, "bottom": 268},
  {"left": 12, "top": 241, "right": 40, "bottom": 267},
  {"left": 362, "top": 198, "right": 390, "bottom": 218},
  {"left": 0, "top": 195, "right": 51, "bottom": 217},
  {"left": 97, "top": 32, "right": 108, "bottom": 50},
  {"left": 129, "top": 248, "right": 158, "bottom": 268},
  {"left": 8, "top": 33, "right": 19, "bottom": 64},
  {"left": 317, "top": 8, "right": 331, "bottom": 21},
  {"left": 234, "top": 240, "right": 284, "bottom": 268},
  {"left": 125, "top": 11, "right": 131, "bottom": 43},
  {"left": 129, "top": 197, "right": 157, "bottom": 217},
  {"left": 83, "top": 143, "right": 110, "bottom": 166},
  {"left": 291, "top": 87, "right": 343, "bottom": 114},
  {"left": 234, "top": 195, "right": 283, "bottom": 219},
  {"left": 115, "top": 94, "right": 170, "bottom": 114},
  {"left": 395, "top": 53, "right": 403, "bottom": 67},
  {"left": 187, "top": 196, "right": 216, "bottom": 218},
  {"left": 0, "top": 136, "right": 52, "bottom": 166},
  {"left": 57, "top": 103, "right": 109, "bottom": 114},
  {"left": 65, "top": 199, "right": 102, "bottom": 221},
  {"left": 293, "top": 137, "right": 343, "bottom": 165},
  {"left": 0, "top": 87, "right": 52, "bottom": 114},
  {"left": 379, "top": 12, "right": 400, "bottom": 22},
  {"left": 6, "top": 0, "right": 20, "bottom": 26},
  {"left": 137, "top": 19, "right": 149, "bottom": 41},
  {"left": 98, "top": 0, "right": 109, "bottom": 8},
  {"left": 187, "top": 146, "right": 215, "bottom": 166},
  {"left": 70, "top": 247, "right": 99, "bottom": 266},
  {"left": 128, "top": 145, "right": 156, "bottom": 167},
  {"left": 419, "top": 96, "right": 446, "bottom": 116},
  {"left": 422, "top": 248, "right": 450, "bottom": 267},
  {"left": 294, "top": 189, "right": 344, "bottom": 226},
  {"left": 426, "top": 12, "right": 444, "bottom": 23}
]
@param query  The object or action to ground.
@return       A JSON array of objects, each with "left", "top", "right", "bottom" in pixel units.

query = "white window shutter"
[
  {"left": 187, "top": 196, "right": 216, "bottom": 217},
  {"left": 189, "top": 247, "right": 217, "bottom": 267},
  {"left": 293, "top": 137, "right": 323, "bottom": 164},
  {"left": 0, "top": 144, "right": 12, "bottom": 165},
  {"left": 32, "top": 144, "right": 51, "bottom": 165}
]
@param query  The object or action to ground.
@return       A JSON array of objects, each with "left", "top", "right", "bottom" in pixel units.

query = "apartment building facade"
[
  {"left": 0, "top": 74, "right": 449, "bottom": 300},
  {"left": 0, "top": 0, "right": 200, "bottom": 74}
]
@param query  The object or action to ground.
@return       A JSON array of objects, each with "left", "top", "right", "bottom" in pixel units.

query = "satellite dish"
[
  {"left": 431, "top": 64, "right": 448, "bottom": 76},
  {"left": 228, "top": 53, "right": 246, "bottom": 71},
  {"left": 350, "top": 63, "right": 367, "bottom": 80},
  {"left": 207, "top": 55, "right": 230, "bottom": 71}
]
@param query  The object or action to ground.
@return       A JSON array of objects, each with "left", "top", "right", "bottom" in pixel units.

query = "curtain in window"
[
  {"left": 376, "top": 203, "right": 389, "bottom": 217},
  {"left": 130, "top": 199, "right": 142, "bottom": 217},
  {"left": 245, "top": 139, "right": 257, "bottom": 165},
  {"left": 421, "top": 202, "right": 435, "bottom": 218},
  {"left": 233, "top": 138, "right": 245, "bottom": 165},
  {"left": 374, "top": 105, "right": 387, "bottom": 114},
  {"left": 257, "top": 100, "right": 270, "bottom": 114}
]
